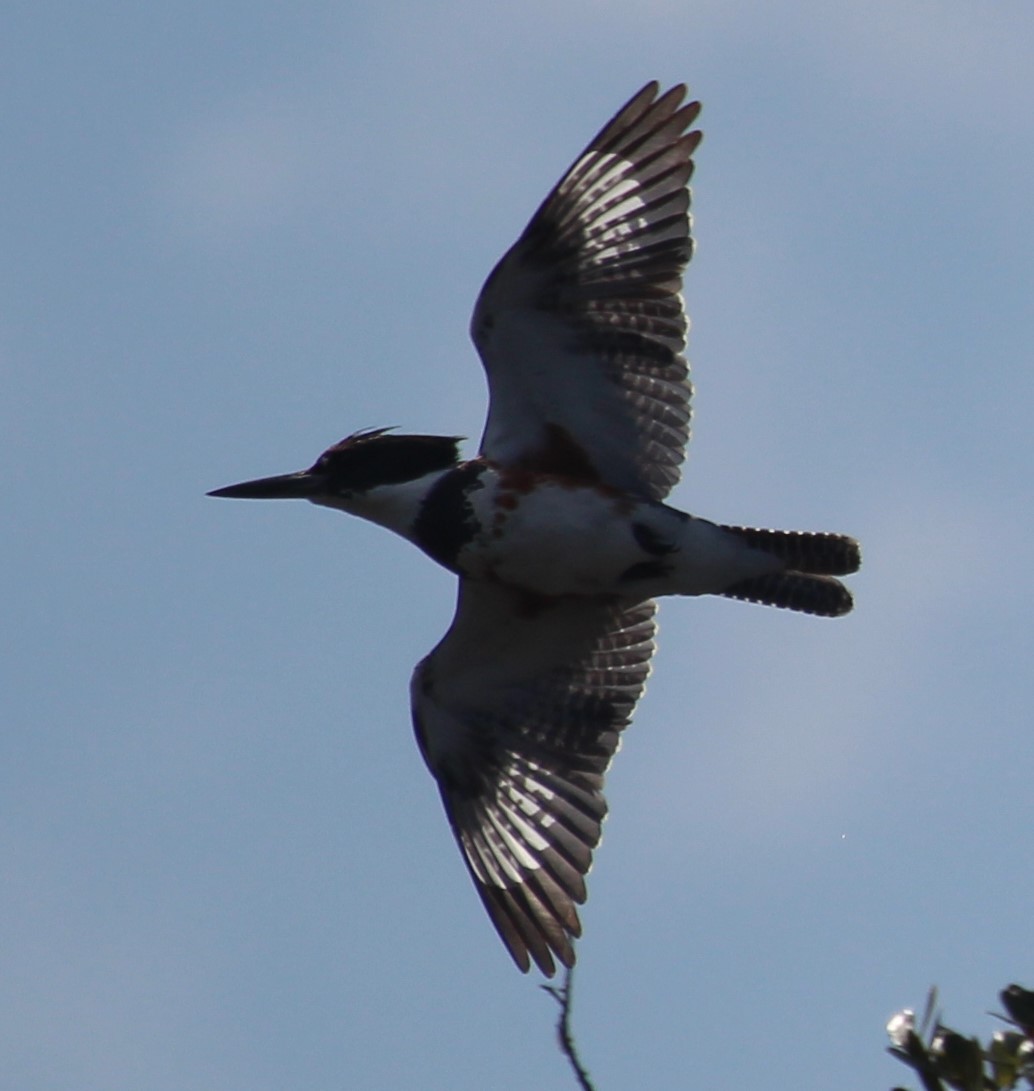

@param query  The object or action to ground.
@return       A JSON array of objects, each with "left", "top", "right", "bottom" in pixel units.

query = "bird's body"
[
  {"left": 439, "top": 463, "right": 762, "bottom": 597},
  {"left": 312, "top": 447, "right": 847, "bottom": 604},
  {"left": 210, "top": 82, "right": 860, "bottom": 976}
]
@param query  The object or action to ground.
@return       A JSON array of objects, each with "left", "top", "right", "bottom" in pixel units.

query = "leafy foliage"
[{"left": 887, "top": 984, "right": 1034, "bottom": 1091}]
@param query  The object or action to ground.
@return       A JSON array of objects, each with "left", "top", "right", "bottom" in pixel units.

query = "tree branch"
[{"left": 542, "top": 965, "right": 597, "bottom": 1091}]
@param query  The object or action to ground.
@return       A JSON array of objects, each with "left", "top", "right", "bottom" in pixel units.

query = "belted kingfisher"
[{"left": 210, "top": 82, "right": 860, "bottom": 976}]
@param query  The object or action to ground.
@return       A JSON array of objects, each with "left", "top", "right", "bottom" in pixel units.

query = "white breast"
[{"left": 460, "top": 477, "right": 642, "bottom": 595}]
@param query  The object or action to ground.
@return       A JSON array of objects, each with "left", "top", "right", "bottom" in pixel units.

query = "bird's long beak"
[{"left": 207, "top": 469, "right": 325, "bottom": 500}]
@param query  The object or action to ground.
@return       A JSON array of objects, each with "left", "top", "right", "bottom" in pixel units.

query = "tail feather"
[
  {"left": 722, "top": 572, "right": 854, "bottom": 617},
  {"left": 720, "top": 526, "right": 861, "bottom": 576}
]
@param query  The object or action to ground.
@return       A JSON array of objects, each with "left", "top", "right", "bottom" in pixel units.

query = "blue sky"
[{"left": 4, "top": 3, "right": 1033, "bottom": 1088}]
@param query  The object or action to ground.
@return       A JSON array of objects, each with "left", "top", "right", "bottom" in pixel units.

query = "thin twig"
[{"left": 542, "top": 965, "right": 597, "bottom": 1091}]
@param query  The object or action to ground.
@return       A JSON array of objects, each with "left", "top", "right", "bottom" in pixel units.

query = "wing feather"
[
  {"left": 472, "top": 82, "right": 701, "bottom": 499},
  {"left": 411, "top": 582, "right": 656, "bottom": 975}
]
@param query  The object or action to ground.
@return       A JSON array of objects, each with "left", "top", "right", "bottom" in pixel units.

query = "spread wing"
[
  {"left": 471, "top": 81, "right": 701, "bottom": 500},
  {"left": 410, "top": 581, "right": 657, "bottom": 976}
]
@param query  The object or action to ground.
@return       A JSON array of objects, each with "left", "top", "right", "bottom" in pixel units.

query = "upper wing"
[
  {"left": 471, "top": 82, "right": 701, "bottom": 501},
  {"left": 410, "top": 581, "right": 657, "bottom": 976}
]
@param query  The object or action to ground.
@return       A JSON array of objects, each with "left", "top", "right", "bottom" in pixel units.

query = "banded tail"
[{"left": 719, "top": 526, "right": 861, "bottom": 618}]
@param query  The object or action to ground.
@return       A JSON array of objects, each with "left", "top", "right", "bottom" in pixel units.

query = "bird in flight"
[{"left": 210, "top": 82, "right": 860, "bottom": 977}]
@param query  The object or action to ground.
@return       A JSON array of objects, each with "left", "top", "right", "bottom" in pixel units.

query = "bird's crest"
[{"left": 313, "top": 428, "right": 463, "bottom": 490}]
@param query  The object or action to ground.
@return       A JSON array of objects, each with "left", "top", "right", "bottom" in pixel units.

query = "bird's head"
[{"left": 208, "top": 427, "right": 463, "bottom": 513}]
